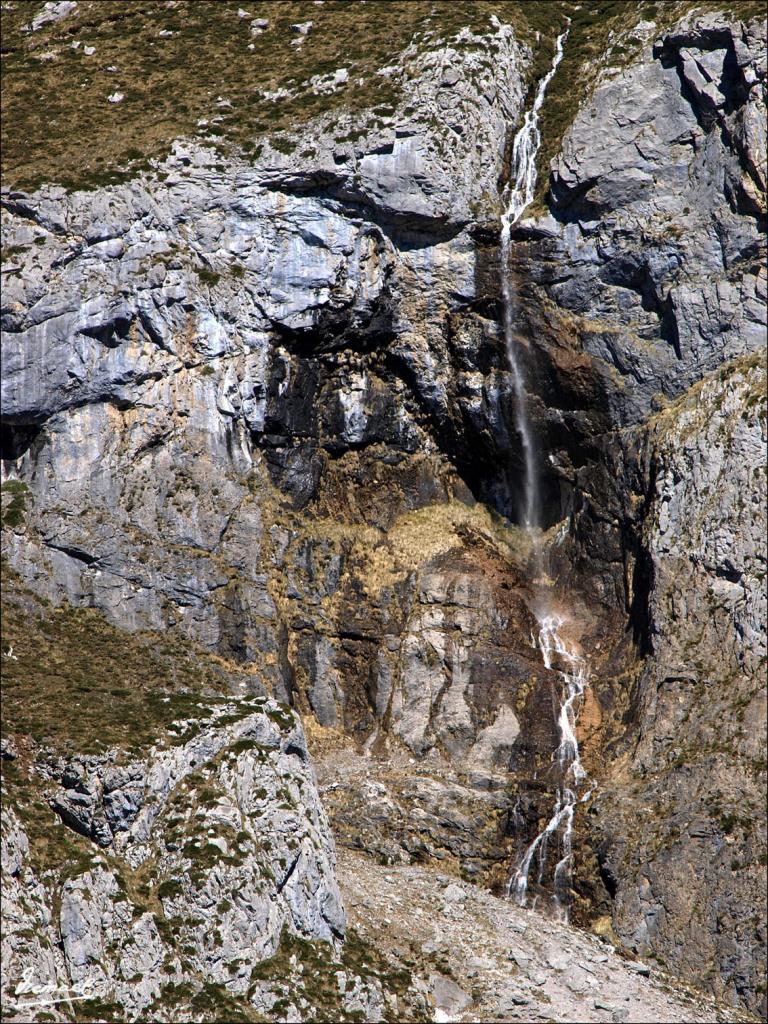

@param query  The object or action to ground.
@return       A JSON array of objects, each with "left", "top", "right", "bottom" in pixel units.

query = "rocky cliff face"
[
  {"left": 2, "top": 694, "right": 348, "bottom": 1020},
  {"left": 590, "top": 353, "right": 767, "bottom": 1013},
  {"left": 2, "top": 2, "right": 766, "bottom": 1021},
  {"left": 512, "top": 15, "right": 767, "bottom": 1013}
]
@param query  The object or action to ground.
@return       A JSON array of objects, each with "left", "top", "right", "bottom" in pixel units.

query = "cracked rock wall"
[{"left": 2, "top": 701, "right": 346, "bottom": 1021}]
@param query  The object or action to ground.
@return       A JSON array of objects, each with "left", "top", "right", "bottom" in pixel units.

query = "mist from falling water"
[{"left": 498, "top": 28, "right": 592, "bottom": 922}]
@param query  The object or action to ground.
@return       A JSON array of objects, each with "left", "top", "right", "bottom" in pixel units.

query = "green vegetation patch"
[
  {"left": 150, "top": 979, "right": 260, "bottom": 1022},
  {"left": 194, "top": 265, "right": 221, "bottom": 287},
  {"left": 189, "top": 981, "right": 257, "bottom": 1022},
  {"left": 1, "top": 480, "right": 31, "bottom": 529},
  {"left": 143, "top": 929, "right": 417, "bottom": 1022},
  {"left": 247, "top": 927, "right": 428, "bottom": 1023},
  {"left": 71, "top": 997, "right": 127, "bottom": 1022},
  {"left": 0, "top": 571, "right": 233, "bottom": 756}
]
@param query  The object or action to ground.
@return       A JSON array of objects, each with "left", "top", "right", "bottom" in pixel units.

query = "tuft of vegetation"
[
  {"left": 71, "top": 997, "right": 128, "bottom": 1022},
  {"left": 1, "top": 243, "right": 31, "bottom": 261},
  {"left": 194, "top": 265, "right": 221, "bottom": 287},
  {"left": 157, "top": 879, "right": 185, "bottom": 901},
  {"left": 189, "top": 981, "right": 255, "bottom": 1022},
  {"left": 1, "top": 480, "right": 30, "bottom": 529}
]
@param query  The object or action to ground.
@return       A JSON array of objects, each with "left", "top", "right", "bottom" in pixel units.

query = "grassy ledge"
[
  {"left": 2, "top": 2, "right": 764, "bottom": 199},
  {"left": 0, "top": 568, "right": 238, "bottom": 756},
  {"left": 1, "top": 0, "right": 535, "bottom": 193}
]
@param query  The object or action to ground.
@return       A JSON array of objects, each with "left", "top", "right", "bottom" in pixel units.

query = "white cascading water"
[
  {"left": 500, "top": 31, "right": 567, "bottom": 237},
  {"left": 508, "top": 614, "right": 591, "bottom": 918},
  {"left": 498, "top": 29, "right": 592, "bottom": 922},
  {"left": 499, "top": 30, "right": 566, "bottom": 531}
]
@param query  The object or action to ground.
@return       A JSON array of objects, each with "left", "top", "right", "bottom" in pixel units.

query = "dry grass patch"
[
  {"left": 2, "top": 1, "right": 762, "bottom": 198},
  {"left": 0, "top": 568, "right": 234, "bottom": 756},
  {"left": 1, "top": 0, "right": 539, "bottom": 192}
]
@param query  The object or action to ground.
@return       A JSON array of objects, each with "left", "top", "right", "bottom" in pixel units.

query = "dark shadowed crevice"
[{"left": 0, "top": 421, "right": 44, "bottom": 463}]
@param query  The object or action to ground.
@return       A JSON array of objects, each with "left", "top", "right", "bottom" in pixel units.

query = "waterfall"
[
  {"left": 498, "top": 29, "right": 591, "bottom": 922},
  {"left": 508, "top": 613, "right": 591, "bottom": 919},
  {"left": 499, "top": 30, "right": 566, "bottom": 531},
  {"left": 500, "top": 31, "right": 567, "bottom": 244}
]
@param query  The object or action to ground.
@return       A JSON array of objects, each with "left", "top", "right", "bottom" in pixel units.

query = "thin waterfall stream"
[{"left": 498, "top": 29, "right": 592, "bottom": 922}]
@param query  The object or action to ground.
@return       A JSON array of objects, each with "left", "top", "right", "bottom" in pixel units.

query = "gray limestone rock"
[
  {"left": 529, "top": 15, "right": 766, "bottom": 425},
  {"left": 593, "top": 357, "right": 767, "bottom": 1016},
  {"left": 429, "top": 972, "right": 472, "bottom": 1015},
  {"left": 0, "top": 701, "right": 345, "bottom": 1020}
]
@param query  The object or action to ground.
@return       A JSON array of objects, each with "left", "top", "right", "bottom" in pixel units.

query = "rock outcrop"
[
  {"left": 523, "top": 13, "right": 766, "bottom": 423},
  {"left": 1, "top": 14, "right": 554, "bottom": 901},
  {"left": 1, "top": 697, "right": 350, "bottom": 1021},
  {"left": 590, "top": 354, "right": 767, "bottom": 1016}
]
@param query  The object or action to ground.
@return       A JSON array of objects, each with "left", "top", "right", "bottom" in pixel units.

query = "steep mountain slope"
[
  {"left": 1, "top": 2, "right": 766, "bottom": 1021},
  {"left": 508, "top": 11, "right": 767, "bottom": 1012},
  {"left": 336, "top": 847, "right": 758, "bottom": 1024}
]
